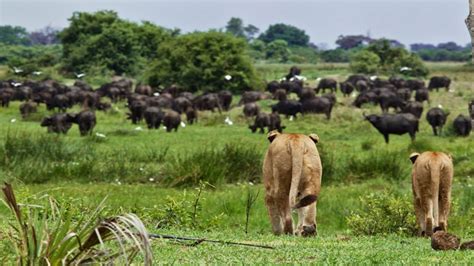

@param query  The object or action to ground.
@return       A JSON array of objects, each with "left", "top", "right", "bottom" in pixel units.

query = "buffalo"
[
  {"left": 426, "top": 108, "right": 449, "bottom": 136},
  {"left": 453, "top": 114, "right": 472, "bottom": 136},
  {"left": 339, "top": 82, "right": 354, "bottom": 97},
  {"left": 67, "top": 110, "right": 97, "bottom": 136},
  {"left": 249, "top": 112, "right": 270, "bottom": 134},
  {"left": 415, "top": 89, "right": 429, "bottom": 104},
  {"left": 364, "top": 113, "right": 419, "bottom": 143},
  {"left": 41, "top": 113, "right": 73, "bottom": 134},
  {"left": 428, "top": 76, "right": 451, "bottom": 92},
  {"left": 19, "top": 101, "right": 38, "bottom": 119},
  {"left": 243, "top": 102, "right": 260, "bottom": 117},
  {"left": 401, "top": 101, "right": 423, "bottom": 119},
  {"left": 163, "top": 110, "right": 182, "bottom": 132},
  {"left": 271, "top": 100, "right": 302, "bottom": 118},
  {"left": 378, "top": 92, "right": 406, "bottom": 113},
  {"left": 127, "top": 100, "right": 147, "bottom": 124},
  {"left": 144, "top": 106, "right": 164, "bottom": 129},
  {"left": 316, "top": 78, "right": 337, "bottom": 94},
  {"left": 301, "top": 97, "right": 333, "bottom": 119},
  {"left": 218, "top": 90, "right": 233, "bottom": 111}
]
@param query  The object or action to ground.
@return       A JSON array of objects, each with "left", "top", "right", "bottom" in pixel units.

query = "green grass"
[{"left": 0, "top": 62, "right": 473, "bottom": 263}]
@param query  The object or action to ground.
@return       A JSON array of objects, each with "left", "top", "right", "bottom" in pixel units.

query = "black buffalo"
[
  {"left": 271, "top": 100, "right": 302, "bottom": 118},
  {"left": 243, "top": 102, "right": 260, "bottom": 117},
  {"left": 426, "top": 108, "right": 449, "bottom": 136},
  {"left": 41, "top": 113, "right": 73, "bottom": 134},
  {"left": 316, "top": 78, "right": 337, "bottom": 94},
  {"left": 144, "top": 106, "right": 164, "bottom": 129},
  {"left": 428, "top": 76, "right": 451, "bottom": 92},
  {"left": 218, "top": 90, "right": 233, "bottom": 111},
  {"left": 415, "top": 89, "right": 429, "bottom": 104},
  {"left": 401, "top": 101, "right": 423, "bottom": 119},
  {"left": 453, "top": 114, "right": 472, "bottom": 136},
  {"left": 339, "top": 82, "right": 354, "bottom": 97},
  {"left": 364, "top": 113, "right": 419, "bottom": 143},
  {"left": 163, "top": 111, "right": 181, "bottom": 132},
  {"left": 67, "top": 110, "right": 96, "bottom": 136},
  {"left": 301, "top": 97, "right": 333, "bottom": 120}
]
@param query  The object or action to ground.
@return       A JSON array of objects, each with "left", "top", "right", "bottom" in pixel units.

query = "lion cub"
[
  {"left": 409, "top": 151, "right": 453, "bottom": 236},
  {"left": 262, "top": 131, "right": 322, "bottom": 236}
]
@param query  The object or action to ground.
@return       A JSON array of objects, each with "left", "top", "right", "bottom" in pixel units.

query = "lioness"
[
  {"left": 262, "top": 131, "right": 322, "bottom": 236},
  {"left": 409, "top": 151, "right": 453, "bottom": 236}
]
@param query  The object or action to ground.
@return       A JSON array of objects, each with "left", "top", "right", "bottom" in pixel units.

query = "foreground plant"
[{"left": 1, "top": 183, "right": 152, "bottom": 265}]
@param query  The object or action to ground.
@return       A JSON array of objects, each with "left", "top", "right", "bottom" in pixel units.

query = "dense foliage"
[
  {"left": 0, "top": 25, "right": 30, "bottom": 45},
  {"left": 59, "top": 10, "right": 171, "bottom": 75},
  {"left": 145, "top": 31, "right": 260, "bottom": 92},
  {"left": 350, "top": 39, "right": 428, "bottom": 77},
  {"left": 258, "top": 23, "right": 310, "bottom": 46}
]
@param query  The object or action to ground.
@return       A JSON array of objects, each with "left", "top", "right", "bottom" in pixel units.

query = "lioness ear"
[
  {"left": 309, "top": 133, "right": 319, "bottom": 144},
  {"left": 267, "top": 130, "right": 280, "bottom": 143},
  {"left": 409, "top": 152, "right": 420, "bottom": 164}
]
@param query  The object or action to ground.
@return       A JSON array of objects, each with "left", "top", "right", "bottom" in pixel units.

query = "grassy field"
[{"left": 0, "top": 62, "right": 473, "bottom": 263}]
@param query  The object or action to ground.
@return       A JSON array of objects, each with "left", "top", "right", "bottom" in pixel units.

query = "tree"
[
  {"left": 437, "top": 42, "right": 464, "bottom": 51},
  {"left": 225, "top": 17, "right": 245, "bottom": 38},
  {"left": 29, "top": 26, "right": 60, "bottom": 45},
  {"left": 145, "top": 31, "right": 260, "bottom": 92},
  {"left": 0, "top": 25, "right": 30, "bottom": 45},
  {"left": 265, "top": 40, "right": 290, "bottom": 62},
  {"left": 258, "top": 23, "right": 309, "bottom": 46},
  {"left": 336, "top": 35, "right": 371, "bottom": 50},
  {"left": 349, "top": 50, "right": 380, "bottom": 74},
  {"left": 59, "top": 10, "right": 170, "bottom": 75},
  {"left": 352, "top": 39, "right": 428, "bottom": 76},
  {"left": 244, "top": 24, "right": 259, "bottom": 40},
  {"left": 466, "top": 0, "right": 474, "bottom": 63},
  {"left": 410, "top": 43, "right": 436, "bottom": 51}
]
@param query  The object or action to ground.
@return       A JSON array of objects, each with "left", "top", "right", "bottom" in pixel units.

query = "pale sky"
[{"left": 0, "top": 0, "right": 470, "bottom": 47}]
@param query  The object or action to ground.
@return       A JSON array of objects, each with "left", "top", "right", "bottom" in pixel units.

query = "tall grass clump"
[
  {"left": 317, "top": 143, "right": 338, "bottom": 183},
  {"left": 0, "top": 132, "right": 96, "bottom": 183},
  {"left": 344, "top": 150, "right": 409, "bottom": 182},
  {"left": 1, "top": 183, "right": 152, "bottom": 265},
  {"left": 162, "top": 142, "right": 262, "bottom": 187}
]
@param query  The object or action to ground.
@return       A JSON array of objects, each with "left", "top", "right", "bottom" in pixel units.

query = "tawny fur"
[
  {"left": 410, "top": 151, "right": 453, "bottom": 237},
  {"left": 262, "top": 131, "right": 322, "bottom": 236}
]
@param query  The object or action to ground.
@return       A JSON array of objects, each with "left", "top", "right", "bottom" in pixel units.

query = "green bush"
[
  {"left": 162, "top": 143, "right": 262, "bottom": 187},
  {"left": 347, "top": 191, "right": 417, "bottom": 236},
  {"left": 349, "top": 50, "right": 380, "bottom": 74},
  {"left": 145, "top": 31, "right": 261, "bottom": 92}
]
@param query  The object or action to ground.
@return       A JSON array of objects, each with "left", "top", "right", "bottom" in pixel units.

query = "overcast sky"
[{"left": 0, "top": 0, "right": 470, "bottom": 48}]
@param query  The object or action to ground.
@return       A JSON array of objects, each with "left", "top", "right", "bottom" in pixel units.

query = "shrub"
[
  {"left": 162, "top": 142, "right": 262, "bottom": 187},
  {"left": 145, "top": 31, "right": 261, "bottom": 93},
  {"left": 349, "top": 50, "right": 380, "bottom": 74},
  {"left": 347, "top": 190, "right": 417, "bottom": 236}
]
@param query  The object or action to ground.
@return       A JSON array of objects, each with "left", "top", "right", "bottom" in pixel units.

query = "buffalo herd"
[{"left": 0, "top": 67, "right": 472, "bottom": 142}]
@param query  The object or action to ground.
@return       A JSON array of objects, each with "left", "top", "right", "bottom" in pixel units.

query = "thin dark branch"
[{"left": 149, "top": 233, "right": 275, "bottom": 250}]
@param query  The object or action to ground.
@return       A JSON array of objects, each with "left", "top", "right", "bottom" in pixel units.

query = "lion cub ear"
[
  {"left": 267, "top": 130, "right": 280, "bottom": 143},
  {"left": 308, "top": 134, "right": 319, "bottom": 144},
  {"left": 409, "top": 152, "right": 420, "bottom": 164}
]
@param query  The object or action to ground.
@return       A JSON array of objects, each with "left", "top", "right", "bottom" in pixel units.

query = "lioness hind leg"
[
  {"left": 438, "top": 181, "right": 452, "bottom": 232},
  {"left": 296, "top": 202, "right": 317, "bottom": 237},
  {"left": 281, "top": 202, "right": 293, "bottom": 235},
  {"left": 422, "top": 198, "right": 434, "bottom": 236},
  {"left": 265, "top": 195, "right": 283, "bottom": 235},
  {"left": 414, "top": 197, "right": 426, "bottom": 236}
]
